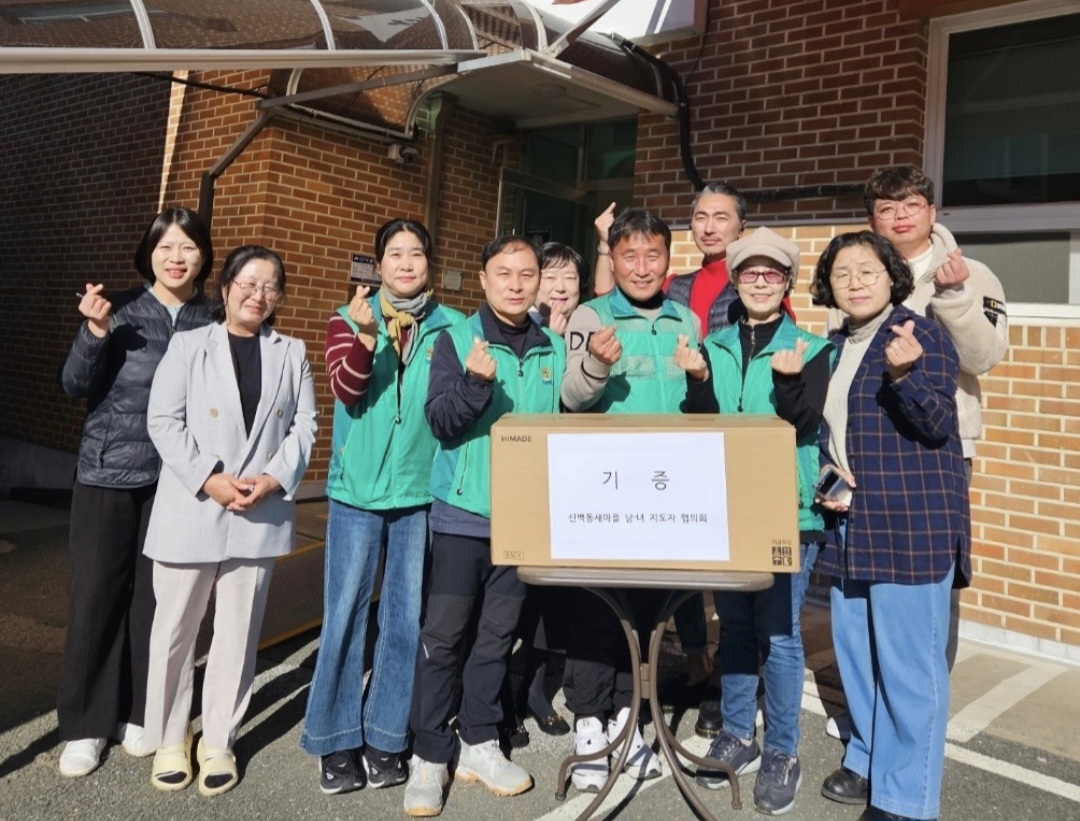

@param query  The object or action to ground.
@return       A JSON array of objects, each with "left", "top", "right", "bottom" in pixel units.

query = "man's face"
[
  {"left": 611, "top": 232, "right": 669, "bottom": 301},
  {"left": 479, "top": 243, "right": 541, "bottom": 325},
  {"left": 868, "top": 194, "right": 936, "bottom": 260},
  {"left": 690, "top": 193, "right": 743, "bottom": 261}
]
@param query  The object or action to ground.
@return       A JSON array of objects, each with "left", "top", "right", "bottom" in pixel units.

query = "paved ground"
[{"left": 1, "top": 497, "right": 1078, "bottom": 821}]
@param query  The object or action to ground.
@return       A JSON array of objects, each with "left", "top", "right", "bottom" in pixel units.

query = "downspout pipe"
[
  {"left": 198, "top": 110, "right": 277, "bottom": 229},
  {"left": 609, "top": 33, "right": 704, "bottom": 192}
]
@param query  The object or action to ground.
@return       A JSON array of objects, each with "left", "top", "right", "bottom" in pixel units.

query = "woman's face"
[
  {"left": 378, "top": 229, "right": 429, "bottom": 300},
  {"left": 151, "top": 223, "right": 203, "bottom": 296},
  {"left": 535, "top": 260, "right": 581, "bottom": 320},
  {"left": 829, "top": 243, "right": 894, "bottom": 325},
  {"left": 224, "top": 258, "right": 280, "bottom": 335},
  {"left": 734, "top": 255, "right": 789, "bottom": 324}
]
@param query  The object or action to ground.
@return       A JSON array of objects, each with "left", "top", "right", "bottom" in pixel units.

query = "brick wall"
[
  {"left": 0, "top": 73, "right": 172, "bottom": 456},
  {"left": 639, "top": 0, "right": 928, "bottom": 224}
]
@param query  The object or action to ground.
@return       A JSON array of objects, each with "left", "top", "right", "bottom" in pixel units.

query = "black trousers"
[
  {"left": 57, "top": 480, "right": 156, "bottom": 740},
  {"left": 562, "top": 588, "right": 666, "bottom": 720},
  {"left": 410, "top": 532, "right": 525, "bottom": 764}
]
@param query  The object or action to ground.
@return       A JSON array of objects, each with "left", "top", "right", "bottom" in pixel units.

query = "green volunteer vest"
[
  {"left": 430, "top": 313, "right": 565, "bottom": 518},
  {"left": 703, "top": 315, "right": 833, "bottom": 531},
  {"left": 586, "top": 288, "right": 698, "bottom": 414},
  {"left": 326, "top": 299, "right": 463, "bottom": 511}
]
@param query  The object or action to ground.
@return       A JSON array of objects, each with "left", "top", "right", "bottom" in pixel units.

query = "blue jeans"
[
  {"left": 831, "top": 545, "right": 953, "bottom": 818},
  {"left": 714, "top": 541, "right": 819, "bottom": 756},
  {"left": 300, "top": 500, "right": 428, "bottom": 756}
]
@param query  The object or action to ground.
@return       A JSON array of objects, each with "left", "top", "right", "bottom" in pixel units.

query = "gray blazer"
[{"left": 143, "top": 322, "right": 317, "bottom": 563}]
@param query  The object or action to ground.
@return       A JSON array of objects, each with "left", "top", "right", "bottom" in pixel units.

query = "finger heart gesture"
[{"left": 885, "top": 319, "right": 922, "bottom": 379}]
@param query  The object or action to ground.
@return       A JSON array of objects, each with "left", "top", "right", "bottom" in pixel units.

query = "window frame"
[{"left": 925, "top": 0, "right": 1080, "bottom": 317}]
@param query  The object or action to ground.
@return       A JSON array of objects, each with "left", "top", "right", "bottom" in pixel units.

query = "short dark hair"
[
  {"left": 539, "top": 241, "right": 588, "bottom": 288},
  {"left": 209, "top": 245, "right": 287, "bottom": 326},
  {"left": 480, "top": 235, "right": 541, "bottom": 270},
  {"left": 864, "top": 166, "right": 935, "bottom": 216},
  {"left": 133, "top": 207, "right": 214, "bottom": 285},
  {"left": 692, "top": 182, "right": 747, "bottom": 224},
  {"left": 375, "top": 218, "right": 432, "bottom": 262},
  {"left": 608, "top": 208, "right": 671, "bottom": 252},
  {"left": 810, "top": 231, "right": 914, "bottom": 309}
]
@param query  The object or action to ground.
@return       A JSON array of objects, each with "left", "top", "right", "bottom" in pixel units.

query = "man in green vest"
[
  {"left": 560, "top": 208, "right": 701, "bottom": 794},
  {"left": 404, "top": 235, "right": 565, "bottom": 818}
]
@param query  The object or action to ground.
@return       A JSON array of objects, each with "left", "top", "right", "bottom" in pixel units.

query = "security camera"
[{"left": 388, "top": 144, "right": 420, "bottom": 165}]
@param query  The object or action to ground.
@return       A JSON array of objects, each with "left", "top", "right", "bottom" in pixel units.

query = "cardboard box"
[{"left": 491, "top": 414, "right": 800, "bottom": 573}]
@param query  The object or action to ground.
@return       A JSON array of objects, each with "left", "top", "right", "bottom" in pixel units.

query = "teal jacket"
[
  {"left": 429, "top": 311, "right": 565, "bottom": 518},
  {"left": 703, "top": 315, "right": 833, "bottom": 531},
  {"left": 326, "top": 299, "right": 463, "bottom": 510},
  {"left": 588, "top": 288, "right": 698, "bottom": 414}
]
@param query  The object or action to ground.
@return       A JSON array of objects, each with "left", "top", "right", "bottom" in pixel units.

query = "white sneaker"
[
  {"left": 403, "top": 757, "right": 449, "bottom": 817},
  {"left": 608, "top": 707, "right": 661, "bottom": 780},
  {"left": 59, "top": 738, "right": 106, "bottom": 777},
  {"left": 117, "top": 723, "right": 154, "bottom": 758},
  {"left": 454, "top": 738, "right": 532, "bottom": 797},
  {"left": 826, "top": 712, "right": 852, "bottom": 741},
  {"left": 570, "top": 717, "right": 609, "bottom": 793}
]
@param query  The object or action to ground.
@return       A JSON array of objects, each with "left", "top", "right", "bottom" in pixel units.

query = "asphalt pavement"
[{"left": 1, "top": 497, "right": 1078, "bottom": 821}]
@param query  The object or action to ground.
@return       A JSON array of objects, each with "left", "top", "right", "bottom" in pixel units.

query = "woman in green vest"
[
  {"left": 678, "top": 227, "right": 833, "bottom": 816},
  {"left": 300, "top": 219, "right": 462, "bottom": 794}
]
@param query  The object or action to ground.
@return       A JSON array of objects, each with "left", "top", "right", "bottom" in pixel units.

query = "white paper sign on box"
[{"left": 547, "top": 432, "right": 729, "bottom": 562}]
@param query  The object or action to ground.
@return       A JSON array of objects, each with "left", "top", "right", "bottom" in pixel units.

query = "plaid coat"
[{"left": 817, "top": 305, "right": 971, "bottom": 587}]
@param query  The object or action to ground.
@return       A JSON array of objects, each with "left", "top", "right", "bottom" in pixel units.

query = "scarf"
[{"left": 379, "top": 288, "right": 432, "bottom": 362}]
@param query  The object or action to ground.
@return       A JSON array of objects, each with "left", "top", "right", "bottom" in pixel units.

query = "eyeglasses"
[
  {"left": 736, "top": 268, "right": 788, "bottom": 285},
  {"left": 873, "top": 198, "right": 929, "bottom": 222},
  {"left": 234, "top": 281, "right": 281, "bottom": 301},
  {"left": 830, "top": 268, "right": 887, "bottom": 288}
]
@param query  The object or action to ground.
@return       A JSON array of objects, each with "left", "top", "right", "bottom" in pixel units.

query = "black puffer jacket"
[{"left": 61, "top": 286, "right": 212, "bottom": 488}]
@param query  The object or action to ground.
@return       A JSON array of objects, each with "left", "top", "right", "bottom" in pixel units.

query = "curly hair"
[{"left": 810, "top": 231, "right": 914, "bottom": 309}]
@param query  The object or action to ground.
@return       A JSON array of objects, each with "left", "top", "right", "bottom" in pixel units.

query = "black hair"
[
  {"left": 375, "top": 218, "right": 433, "bottom": 262},
  {"left": 539, "top": 241, "right": 589, "bottom": 289},
  {"left": 480, "top": 235, "right": 542, "bottom": 269},
  {"left": 133, "top": 206, "right": 214, "bottom": 285},
  {"left": 208, "top": 245, "right": 286, "bottom": 327},
  {"left": 692, "top": 182, "right": 748, "bottom": 224},
  {"left": 810, "top": 231, "right": 914, "bottom": 309},
  {"left": 864, "top": 165, "right": 935, "bottom": 216},
  {"left": 607, "top": 208, "right": 671, "bottom": 252}
]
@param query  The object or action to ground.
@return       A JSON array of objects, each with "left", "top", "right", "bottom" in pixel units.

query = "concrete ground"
[{"left": 1, "top": 497, "right": 1078, "bottom": 821}]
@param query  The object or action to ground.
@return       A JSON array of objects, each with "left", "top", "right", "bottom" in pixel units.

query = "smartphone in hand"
[{"left": 815, "top": 466, "right": 853, "bottom": 506}]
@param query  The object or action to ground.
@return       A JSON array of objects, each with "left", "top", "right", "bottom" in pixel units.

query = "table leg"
[
  {"left": 552, "top": 588, "right": 643, "bottom": 821},
  {"left": 648, "top": 591, "right": 743, "bottom": 815}
]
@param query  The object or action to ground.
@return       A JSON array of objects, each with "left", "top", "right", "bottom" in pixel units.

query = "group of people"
[
  {"left": 57, "top": 209, "right": 317, "bottom": 796},
  {"left": 55, "top": 164, "right": 1006, "bottom": 821}
]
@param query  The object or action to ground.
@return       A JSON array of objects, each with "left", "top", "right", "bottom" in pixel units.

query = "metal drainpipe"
[
  {"left": 198, "top": 110, "right": 277, "bottom": 229},
  {"left": 422, "top": 92, "right": 457, "bottom": 247}
]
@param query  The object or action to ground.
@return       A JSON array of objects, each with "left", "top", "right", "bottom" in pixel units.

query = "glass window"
[
  {"left": 927, "top": 1, "right": 1080, "bottom": 311},
  {"left": 527, "top": 126, "right": 580, "bottom": 186},
  {"left": 942, "top": 13, "right": 1080, "bottom": 207},
  {"left": 585, "top": 120, "right": 637, "bottom": 181}
]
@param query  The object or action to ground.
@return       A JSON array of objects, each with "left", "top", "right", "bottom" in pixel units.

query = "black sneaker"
[
  {"left": 365, "top": 747, "right": 407, "bottom": 789},
  {"left": 753, "top": 749, "right": 802, "bottom": 815},
  {"left": 695, "top": 728, "right": 761, "bottom": 790},
  {"left": 320, "top": 749, "right": 364, "bottom": 795}
]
